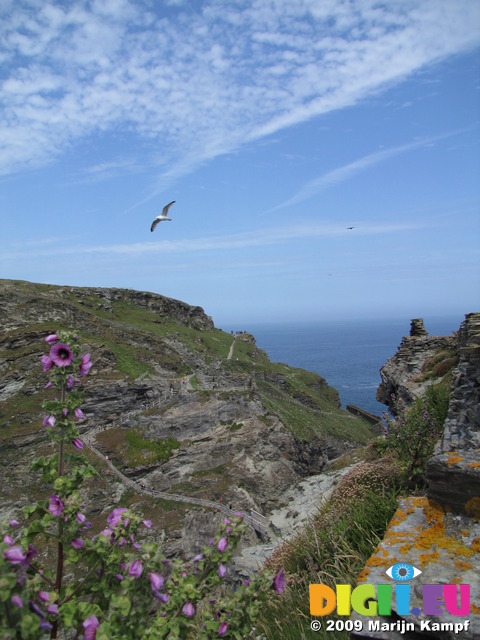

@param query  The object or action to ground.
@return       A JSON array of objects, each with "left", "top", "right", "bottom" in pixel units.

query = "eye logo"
[{"left": 386, "top": 563, "right": 422, "bottom": 582}]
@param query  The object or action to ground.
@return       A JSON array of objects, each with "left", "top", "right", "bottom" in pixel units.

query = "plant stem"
[{"left": 51, "top": 384, "right": 66, "bottom": 639}]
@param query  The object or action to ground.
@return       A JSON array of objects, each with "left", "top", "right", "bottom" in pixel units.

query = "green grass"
[{"left": 125, "top": 429, "right": 179, "bottom": 465}]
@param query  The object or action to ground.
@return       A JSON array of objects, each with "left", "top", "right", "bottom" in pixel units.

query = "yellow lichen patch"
[
  {"left": 356, "top": 566, "right": 371, "bottom": 583},
  {"left": 399, "top": 543, "right": 411, "bottom": 554},
  {"left": 454, "top": 558, "right": 473, "bottom": 571},
  {"left": 465, "top": 497, "right": 480, "bottom": 521},
  {"left": 468, "top": 461, "right": 480, "bottom": 469},
  {"left": 471, "top": 537, "right": 480, "bottom": 553},
  {"left": 446, "top": 455, "right": 463, "bottom": 465},
  {"left": 418, "top": 551, "right": 440, "bottom": 567},
  {"left": 471, "top": 604, "right": 480, "bottom": 615}
]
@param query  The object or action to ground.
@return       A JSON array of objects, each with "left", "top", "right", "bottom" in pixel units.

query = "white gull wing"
[{"left": 150, "top": 200, "right": 176, "bottom": 232}]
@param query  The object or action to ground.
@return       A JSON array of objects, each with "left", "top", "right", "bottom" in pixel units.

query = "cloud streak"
[
  {"left": 265, "top": 129, "right": 471, "bottom": 213},
  {"left": 1, "top": 0, "right": 479, "bottom": 186},
  {"left": 0, "top": 221, "right": 424, "bottom": 262}
]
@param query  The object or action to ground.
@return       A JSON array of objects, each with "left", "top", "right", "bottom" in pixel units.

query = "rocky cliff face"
[
  {"left": 377, "top": 318, "right": 457, "bottom": 411},
  {"left": 354, "top": 314, "right": 480, "bottom": 639},
  {"left": 0, "top": 279, "right": 373, "bottom": 559}
]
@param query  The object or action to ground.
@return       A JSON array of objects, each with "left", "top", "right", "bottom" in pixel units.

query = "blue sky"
[{"left": 1, "top": 0, "right": 479, "bottom": 326}]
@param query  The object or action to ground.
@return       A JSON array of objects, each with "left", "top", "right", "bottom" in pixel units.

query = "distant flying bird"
[
  {"left": 150, "top": 201, "right": 176, "bottom": 232},
  {"left": 347, "top": 226, "right": 355, "bottom": 230}
]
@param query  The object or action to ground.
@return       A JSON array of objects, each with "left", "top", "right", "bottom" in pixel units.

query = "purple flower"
[
  {"left": 154, "top": 591, "right": 170, "bottom": 603},
  {"left": 46, "top": 604, "right": 59, "bottom": 615},
  {"left": 74, "top": 407, "right": 85, "bottom": 419},
  {"left": 45, "top": 334, "right": 59, "bottom": 345},
  {"left": 4, "top": 546, "right": 26, "bottom": 565},
  {"left": 76, "top": 512, "right": 86, "bottom": 523},
  {"left": 38, "top": 591, "right": 50, "bottom": 603},
  {"left": 218, "top": 563, "right": 227, "bottom": 578},
  {"left": 66, "top": 375, "right": 75, "bottom": 388},
  {"left": 142, "top": 519, "right": 152, "bottom": 528},
  {"left": 50, "top": 343, "right": 74, "bottom": 367},
  {"left": 29, "top": 601, "right": 45, "bottom": 618},
  {"left": 182, "top": 602, "right": 195, "bottom": 618},
  {"left": 48, "top": 495, "right": 64, "bottom": 517},
  {"left": 107, "top": 507, "right": 127, "bottom": 528},
  {"left": 272, "top": 568, "right": 285, "bottom": 594},
  {"left": 83, "top": 614, "right": 100, "bottom": 640},
  {"left": 71, "top": 538, "right": 84, "bottom": 550},
  {"left": 72, "top": 438, "right": 83, "bottom": 450},
  {"left": 128, "top": 559, "right": 143, "bottom": 578},
  {"left": 219, "top": 621, "right": 229, "bottom": 637},
  {"left": 149, "top": 572, "right": 164, "bottom": 591},
  {"left": 43, "top": 415, "right": 56, "bottom": 428},
  {"left": 217, "top": 537, "right": 228, "bottom": 552},
  {"left": 11, "top": 594, "right": 23, "bottom": 608},
  {"left": 9, "top": 519, "right": 19, "bottom": 527},
  {"left": 79, "top": 353, "right": 92, "bottom": 376},
  {"left": 39, "top": 621, "right": 53, "bottom": 631},
  {"left": 3, "top": 534, "right": 13, "bottom": 545},
  {"left": 41, "top": 355, "right": 54, "bottom": 372}
]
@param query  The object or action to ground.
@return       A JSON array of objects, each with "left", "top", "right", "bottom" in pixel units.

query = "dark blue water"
[{"left": 237, "top": 316, "right": 462, "bottom": 416}]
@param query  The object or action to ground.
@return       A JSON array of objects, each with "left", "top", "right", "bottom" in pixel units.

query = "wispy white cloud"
[
  {"left": 265, "top": 129, "right": 471, "bottom": 213},
  {"left": 0, "top": 221, "right": 424, "bottom": 262},
  {"left": 1, "top": 0, "right": 479, "bottom": 185}
]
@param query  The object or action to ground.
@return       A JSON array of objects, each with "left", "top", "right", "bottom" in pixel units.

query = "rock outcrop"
[
  {"left": 354, "top": 314, "right": 480, "bottom": 639},
  {"left": 377, "top": 318, "right": 457, "bottom": 411}
]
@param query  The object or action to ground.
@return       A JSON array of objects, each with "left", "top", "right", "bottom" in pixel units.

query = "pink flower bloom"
[
  {"left": 128, "top": 559, "right": 143, "bottom": 578},
  {"left": 83, "top": 615, "right": 100, "bottom": 640},
  {"left": 219, "top": 621, "right": 229, "bottom": 637},
  {"left": 9, "top": 519, "right": 19, "bottom": 527},
  {"left": 11, "top": 594, "right": 23, "bottom": 608},
  {"left": 153, "top": 591, "right": 169, "bottom": 603},
  {"left": 76, "top": 512, "right": 86, "bottom": 523},
  {"left": 48, "top": 495, "right": 64, "bottom": 517},
  {"left": 71, "top": 538, "right": 83, "bottom": 550},
  {"left": 4, "top": 546, "right": 26, "bottom": 565},
  {"left": 46, "top": 604, "right": 58, "bottom": 615},
  {"left": 142, "top": 519, "right": 152, "bottom": 528},
  {"left": 66, "top": 375, "right": 74, "bottom": 388},
  {"left": 72, "top": 438, "right": 83, "bottom": 450},
  {"left": 38, "top": 591, "right": 50, "bottom": 603},
  {"left": 218, "top": 563, "right": 227, "bottom": 578},
  {"left": 41, "top": 355, "right": 54, "bottom": 372},
  {"left": 45, "top": 334, "right": 59, "bottom": 345},
  {"left": 50, "top": 343, "right": 73, "bottom": 367},
  {"left": 3, "top": 534, "right": 13, "bottom": 545},
  {"left": 43, "top": 415, "right": 56, "bottom": 428},
  {"left": 182, "top": 602, "right": 195, "bottom": 618},
  {"left": 217, "top": 537, "right": 228, "bottom": 552},
  {"left": 74, "top": 407, "right": 85, "bottom": 419},
  {"left": 107, "top": 507, "right": 127, "bottom": 528},
  {"left": 272, "top": 568, "right": 285, "bottom": 594},
  {"left": 79, "top": 353, "right": 92, "bottom": 376},
  {"left": 149, "top": 572, "right": 164, "bottom": 591}
]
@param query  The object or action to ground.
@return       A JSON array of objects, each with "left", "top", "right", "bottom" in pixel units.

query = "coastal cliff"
[
  {"left": 0, "top": 279, "right": 374, "bottom": 559},
  {"left": 353, "top": 314, "right": 480, "bottom": 639}
]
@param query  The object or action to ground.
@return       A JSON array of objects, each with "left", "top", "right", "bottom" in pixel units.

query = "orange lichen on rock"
[
  {"left": 471, "top": 537, "right": 480, "bottom": 553},
  {"left": 454, "top": 558, "right": 473, "bottom": 571},
  {"left": 466, "top": 497, "right": 480, "bottom": 521},
  {"left": 418, "top": 551, "right": 440, "bottom": 567},
  {"left": 446, "top": 454, "right": 464, "bottom": 465},
  {"left": 468, "top": 461, "right": 480, "bottom": 469}
]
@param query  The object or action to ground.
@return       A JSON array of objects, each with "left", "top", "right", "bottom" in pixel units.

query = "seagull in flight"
[
  {"left": 151, "top": 201, "right": 176, "bottom": 232},
  {"left": 346, "top": 226, "right": 355, "bottom": 230}
]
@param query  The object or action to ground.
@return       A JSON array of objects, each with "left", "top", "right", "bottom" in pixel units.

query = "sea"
[{"left": 227, "top": 316, "right": 464, "bottom": 417}]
